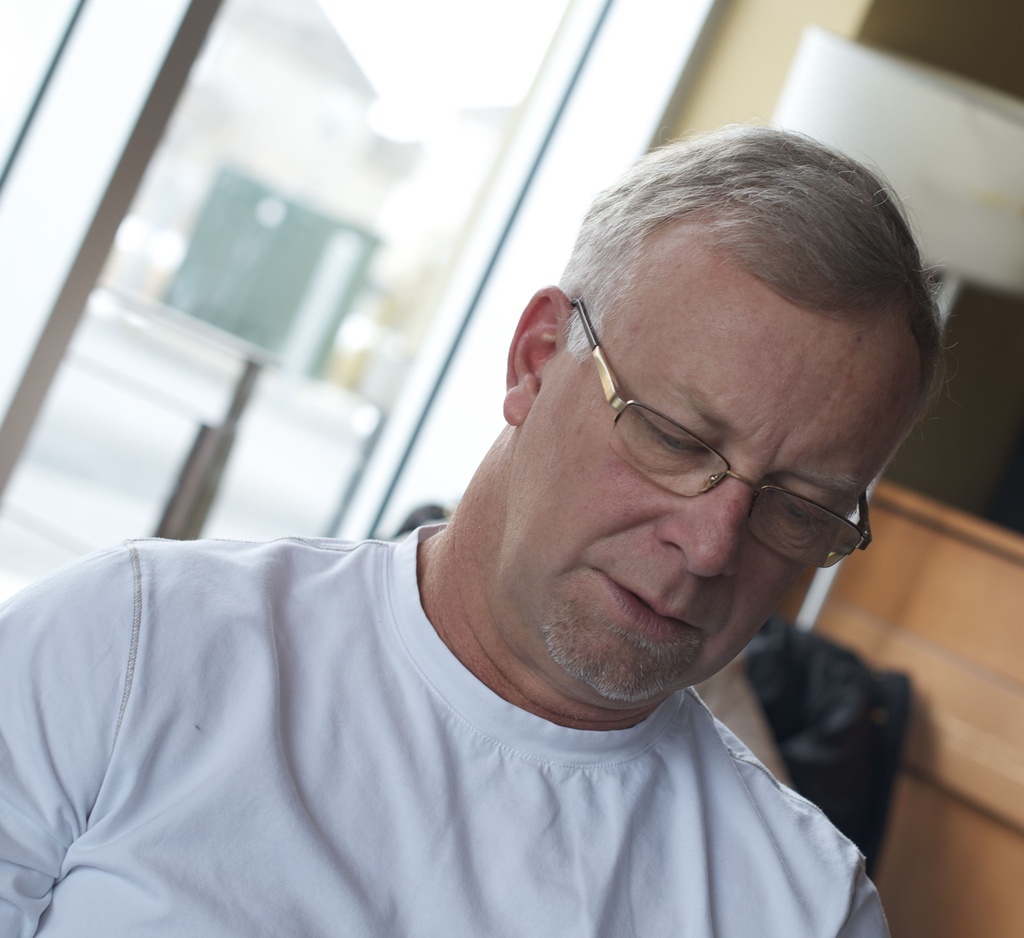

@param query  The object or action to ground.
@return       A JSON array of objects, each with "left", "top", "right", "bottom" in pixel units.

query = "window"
[
  {"left": 0, "top": 0, "right": 83, "bottom": 172},
  {"left": 0, "top": 0, "right": 719, "bottom": 597}
]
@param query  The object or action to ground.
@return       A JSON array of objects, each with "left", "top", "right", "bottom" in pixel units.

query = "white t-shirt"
[{"left": 0, "top": 530, "right": 888, "bottom": 936}]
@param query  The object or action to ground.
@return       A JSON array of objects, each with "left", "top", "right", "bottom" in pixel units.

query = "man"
[{"left": 0, "top": 125, "right": 941, "bottom": 936}]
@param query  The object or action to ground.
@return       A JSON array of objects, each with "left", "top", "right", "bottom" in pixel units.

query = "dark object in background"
[
  {"left": 987, "top": 422, "right": 1024, "bottom": 535},
  {"left": 745, "top": 616, "right": 911, "bottom": 875}
]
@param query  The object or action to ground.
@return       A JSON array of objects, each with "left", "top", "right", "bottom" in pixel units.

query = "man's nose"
[{"left": 654, "top": 473, "right": 755, "bottom": 577}]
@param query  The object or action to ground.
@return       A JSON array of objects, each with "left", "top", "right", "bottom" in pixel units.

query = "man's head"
[
  {"left": 429, "top": 125, "right": 943, "bottom": 727},
  {"left": 560, "top": 123, "right": 943, "bottom": 421}
]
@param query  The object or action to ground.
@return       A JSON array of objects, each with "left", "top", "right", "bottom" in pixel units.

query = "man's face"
[{"left": 491, "top": 225, "right": 921, "bottom": 716}]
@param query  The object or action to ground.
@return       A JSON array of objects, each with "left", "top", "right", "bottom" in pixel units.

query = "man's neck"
[{"left": 415, "top": 521, "right": 664, "bottom": 731}]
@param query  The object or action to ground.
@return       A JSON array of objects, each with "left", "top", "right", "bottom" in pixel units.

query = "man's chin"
[{"left": 541, "top": 610, "right": 703, "bottom": 704}]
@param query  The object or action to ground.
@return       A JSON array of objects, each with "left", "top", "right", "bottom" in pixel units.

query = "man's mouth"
[{"left": 604, "top": 576, "right": 698, "bottom": 643}]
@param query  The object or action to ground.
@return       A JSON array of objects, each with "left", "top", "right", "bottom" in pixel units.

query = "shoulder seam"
[
  {"left": 124, "top": 535, "right": 382, "bottom": 554},
  {"left": 112, "top": 542, "right": 143, "bottom": 755}
]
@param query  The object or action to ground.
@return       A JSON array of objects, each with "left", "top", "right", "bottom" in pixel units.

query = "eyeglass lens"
[{"left": 611, "top": 402, "right": 858, "bottom": 566}]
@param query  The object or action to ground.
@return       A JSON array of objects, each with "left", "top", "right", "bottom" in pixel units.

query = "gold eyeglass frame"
[{"left": 571, "top": 297, "right": 872, "bottom": 568}]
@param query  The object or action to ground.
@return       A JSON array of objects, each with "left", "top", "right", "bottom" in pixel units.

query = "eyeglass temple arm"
[
  {"left": 572, "top": 297, "right": 598, "bottom": 347},
  {"left": 592, "top": 347, "right": 628, "bottom": 415},
  {"left": 856, "top": 491, "right": 872, "bottom": 549},
  {"left": 573, "top": 298, "right": 628, "bottom": 416}
]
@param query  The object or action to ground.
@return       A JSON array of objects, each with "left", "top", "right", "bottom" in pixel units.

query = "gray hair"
[{"left": 559, "top": 123, "right": 944, "bottom": 418}]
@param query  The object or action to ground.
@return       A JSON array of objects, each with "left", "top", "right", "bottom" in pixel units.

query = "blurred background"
[
  {"left": 3, "top": 1, "right": 1024, "bottom": 933},
  {"left": 0, "top": 0, "right": 718, "bottom": 594},
  {"left": 4, "top": 0, "right": 1024, "bottom": 597}
]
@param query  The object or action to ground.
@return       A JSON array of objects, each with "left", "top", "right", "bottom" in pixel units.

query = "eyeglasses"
[{"left": 572, "top": 298, "right": 871, "bottom": 568}]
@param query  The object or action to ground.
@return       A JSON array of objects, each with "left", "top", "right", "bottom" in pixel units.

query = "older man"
[{"left": 1, "top": 125, "right": 941, "bottom": 936}]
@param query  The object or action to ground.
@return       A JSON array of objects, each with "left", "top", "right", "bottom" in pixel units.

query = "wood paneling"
[
  {"left": 874, "top": 775, "right": 1024, "bottom": 938},
  {"left": 819, "top": 602, "right": 1024, "bottom": 833},
  {"left": 813, "top": 480, "right": 1024, "bottom": 936}
]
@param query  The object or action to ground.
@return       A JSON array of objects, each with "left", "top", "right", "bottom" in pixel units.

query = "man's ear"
[{"left": 503, "top": 287, "right": 571, "bottom": 426}]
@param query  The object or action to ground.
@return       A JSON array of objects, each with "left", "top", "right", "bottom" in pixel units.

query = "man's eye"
[
  {"left": 781, "top": 497, "right": 814, "bottom": 522},
  {"left": 655, "top": 430, "right": 704, "bottom": 457},
  {"left": 774, "top": 495, "right": 835, "bottom": 541},
  {"left": 631, "top": 408, "right": 702, "bottom": 452}
]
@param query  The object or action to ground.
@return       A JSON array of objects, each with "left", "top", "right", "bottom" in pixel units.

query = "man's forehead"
[{"left": 596, "top": 250, "right": 920, "bottom": 497}]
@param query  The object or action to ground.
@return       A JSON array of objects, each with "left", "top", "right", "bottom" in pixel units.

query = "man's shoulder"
[
  {"left": 681, "top": 686, "right": 867, "bottom": 869},
  {"left": 124, "top": 533, "right": 393, "bottom": 587},
  {"left": 119, "top": 534, "right": 398, "bottom": 620},
  {"left": 648, "top": 690, "right": 877, "bottom": 931},
  {"left": 127, "top": 533, "right": 391, "bottom": 563},
  {"left": 2, "top": 535, "right": 401, "bottom": 646},
  {"left": 6, "top": 535, "right": 396, "bottom": 602}
]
